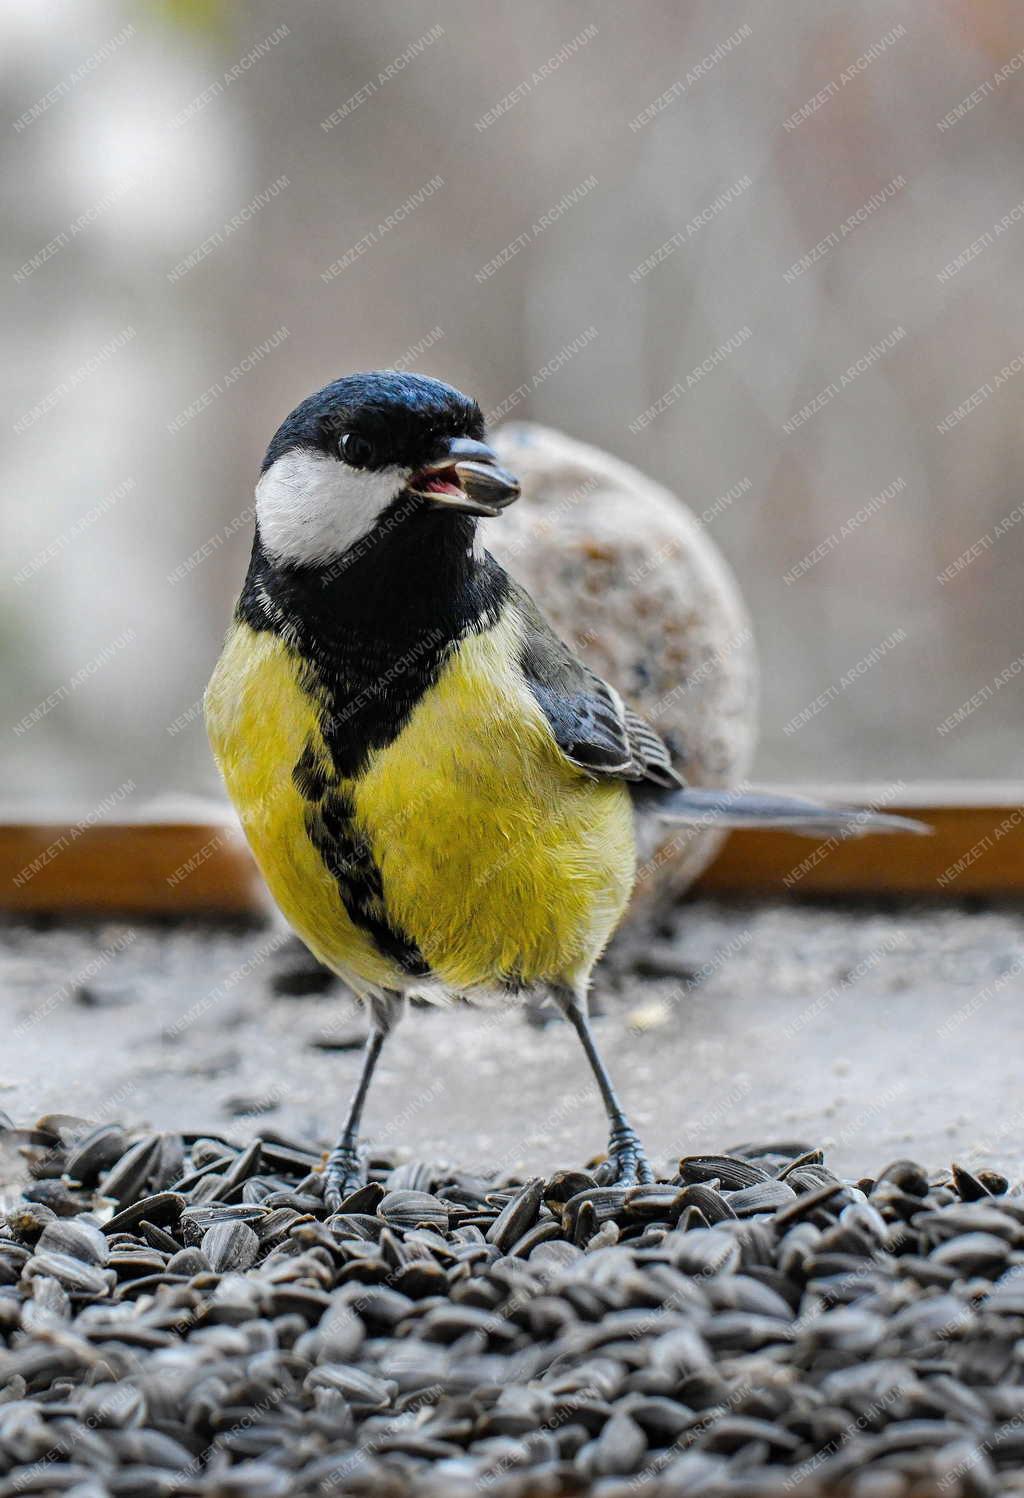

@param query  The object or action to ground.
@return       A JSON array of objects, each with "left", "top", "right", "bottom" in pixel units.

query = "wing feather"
[{"left": 509, "top": 580, "right": 683, "bottom": 789}]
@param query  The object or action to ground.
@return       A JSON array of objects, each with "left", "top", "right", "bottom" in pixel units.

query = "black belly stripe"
[
  {"left": 293, "top": 737, "right": 429, "bottom": 971},
  {"left": 314, "top": 624, "right": 456, "bottom": 780},
  {"left": 237, "top": 505, "right": 510, "bottom": 980}
]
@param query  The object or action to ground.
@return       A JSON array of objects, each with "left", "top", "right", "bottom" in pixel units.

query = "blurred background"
[{"left": 4, "top": 0, "right": 1023, "bottom": 812}]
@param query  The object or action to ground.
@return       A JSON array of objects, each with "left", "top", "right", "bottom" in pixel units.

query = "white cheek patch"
[{"left": 255, "top": 448, "right": 407, "bottom": 567}]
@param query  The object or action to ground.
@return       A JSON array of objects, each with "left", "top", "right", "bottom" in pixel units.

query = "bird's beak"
[{"left": 406, "top": 437, "right": 520, "bottom": 518}]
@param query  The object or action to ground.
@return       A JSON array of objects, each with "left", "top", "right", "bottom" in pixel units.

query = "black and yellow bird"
[{"left": 205, "top": 371, "right": 921, "bottom": 1209}]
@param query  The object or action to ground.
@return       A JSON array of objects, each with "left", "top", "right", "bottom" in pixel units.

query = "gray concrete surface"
[{"left": 3, "top": 899, "right": 1024, "bottom": 1188}]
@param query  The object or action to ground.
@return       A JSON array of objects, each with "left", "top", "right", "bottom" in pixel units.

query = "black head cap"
[{"left": 261, "top": 370, "right": 485, "bottom": 475}]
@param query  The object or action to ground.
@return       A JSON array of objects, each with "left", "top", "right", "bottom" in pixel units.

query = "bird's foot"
[
  {"left": 597, "top": 1122, "right": 655, "bottom": 1186},
  {"left": 322, "top": 1139, "right": 366, "bottom": 1214}
]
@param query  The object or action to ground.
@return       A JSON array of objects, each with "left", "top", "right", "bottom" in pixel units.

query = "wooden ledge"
[
  {"left": 0, "top": 784, "right": 1020, "bottom": 915},
  {"left": 694, "top": 785, "right": 1024, "bottom": 898}
]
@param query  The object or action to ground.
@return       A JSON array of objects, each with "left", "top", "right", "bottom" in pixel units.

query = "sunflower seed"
[
  {"left": 63, "top": 1124, "right": 129, "bottom": 1187},
  {"left": 5, "top": 1107, "right": 1024, "bottom": 1490},
  {"left": 673, "top": 1183, "right": 737, "bottom": 1223},
  {"left": 306, "top": 1364, "right": 397, "bottom": 1408},
  {"left": 930, "top": 1231, "right": 1009, "bottom": 1276},
  {"left": 576, "top": 1410, "right": 647, "bottom": 1477},
  {"left": 728, "top": 1180, "right": 799, "bottom": 1217},
  {"left": 23, "top": 1251, "right": 113, "bottom": 1297},
  {"left": 201, "top": 1220, "right": 260, "bottom": 1272},
  {"left": 875, "top": 1159, "right": 930, "bottom": 1197},
  {"left": 486, "top": 1177, "right": 543, "bottom": 1250},
  {"left": 36, "top": 1219, "right": 109, "bottom": 1266},
  {"left": 98, "top": 1134, "right": 162, "bottom": 1206},
  {"left": 377, "top": 1190, "right": 449, "bottom": 1231},
  {"left": 679, "top": 1154, "right": 773, "bottom": 1189},
  {"left": 102, "top": 1193, "right": 185, "bottom": 1236},
  {"left": 668, "top": 1228, "right": 740, "bottom": 1278}
]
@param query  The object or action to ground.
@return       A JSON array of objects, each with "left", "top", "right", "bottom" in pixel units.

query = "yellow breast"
[
  {"left": 205, "top": 622, "right": 401, "bottom": 991},
  {"left": 205, "top": 609, "right": 635, "bottom": 995},
  {"left": 354, "top": 608, "right": 635, "bottom": 990}
]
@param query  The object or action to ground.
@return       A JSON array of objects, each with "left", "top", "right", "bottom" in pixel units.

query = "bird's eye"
[{"left": 339, "top": 432, "right": 375, "bottom": 468}]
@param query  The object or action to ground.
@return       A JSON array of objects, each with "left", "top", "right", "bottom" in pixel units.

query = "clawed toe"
[
  {"left": 597, "top": 1124, "right": 655, "bottom": 1187},
  {"left": 323, "top": 1143, "right": 366, "bottom": 1214}
]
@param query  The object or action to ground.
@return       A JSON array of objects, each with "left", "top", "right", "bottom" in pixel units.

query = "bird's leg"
[
  {"left": 552, "top": 987, "right": 654, "bottom": 1187},
  {"left": 323, "top": 1024, "right": 386, "bottom": 1212}
]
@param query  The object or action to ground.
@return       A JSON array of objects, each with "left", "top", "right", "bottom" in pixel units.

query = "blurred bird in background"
[{"left": 205, "top": 371, "right": 923, "bottom": 1209}]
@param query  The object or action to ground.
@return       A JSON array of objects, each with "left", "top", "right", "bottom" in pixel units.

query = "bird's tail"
[{"left": 650, "top": 786, "right": 930, "bottom": 838}]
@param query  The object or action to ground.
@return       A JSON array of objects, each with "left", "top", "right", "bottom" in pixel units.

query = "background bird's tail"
[{"left": 649, "top": 786, "right": 930, "bottom": 838}]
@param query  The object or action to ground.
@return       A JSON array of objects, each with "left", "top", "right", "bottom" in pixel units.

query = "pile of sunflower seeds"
[{"left": 2, "top": 1117, "right": 1023, "bottom": 1496}]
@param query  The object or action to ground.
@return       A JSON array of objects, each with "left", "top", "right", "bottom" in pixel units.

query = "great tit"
[{"left": 205, "top": 371, "right": 922, "bottom": 1208}]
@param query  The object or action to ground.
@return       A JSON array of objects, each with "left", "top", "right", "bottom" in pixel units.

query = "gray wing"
[{"left": 510, "top": 579, "right": 683, "bottom": 789}]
